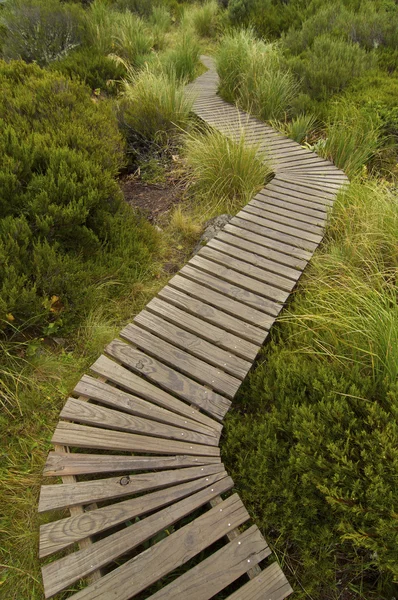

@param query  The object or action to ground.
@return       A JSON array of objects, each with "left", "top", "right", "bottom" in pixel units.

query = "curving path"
[{"left": 38, "top": 57, "right": 348, "bottom": 599}]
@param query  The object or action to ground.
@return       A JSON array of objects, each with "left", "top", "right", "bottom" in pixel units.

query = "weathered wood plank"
[
  {"left": 269, "top": 178, "right": 336, "bottom": 201},
  {"left": 244, "top": 202, "right": 324, "bottom": 236},
  {"left": 255, "top": 190, "right": 328, "bottom": 219},
  {"left": 157, "top": 286, "right": 267, "bottom": 346},
  {"left": 60, "top": 397, "right": 218, "bottom": 446},
  {"left": 170, "top": 272, "right": 275, "bottom": 330},
  {"left": 63, "top": 494, "right": 250, "bottom": 600},
  {"left": 134, "top": 310, "right": 251, "bottom": 379},
  {"left": 39, "top": 472, "right": 232, "bottom": 558},
  {"left": 147, "top": 296, "right": 259, "bottom": 361},
  {"left": 120, "top": 323, "right": 242, "bottom": 397},
  {"left": 105, "top": 339, "right": 231, "bottom": 420},
  {"left": 262, "top": 184, "right": 331, "bottom": 211},
  {"left": 226, "top": 562, "right": 293, "bottom": 600},
  {"left": 90, "top": 355, "right": 222, "bottom": 433},
  {"left": 181, "top": 263, "right": 283, "bottom": 316},
  {"left": 147, "top": 525, "right": 270, "bottom": 600},
  {"left": 250, "top": 197, "right": 325, "bottom": 227},
  {"left": 239, "top": 207, "right": 322, "bottom": 246},
  {"left": 200, "top": 244, "right": 296, "bottom": 292},
  {"left": 74, "top": 375, "right": 216, "bottom": 437},
  {"left": 43, "top": 451, "right": 219, "bottom": 477},
  {"left": 39, "top": 461, "right": 223, "bottom": 513}
]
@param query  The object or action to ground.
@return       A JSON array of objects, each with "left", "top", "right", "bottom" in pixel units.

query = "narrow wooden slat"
[
  {"left": 221, "top": 225, "right": 308, "bottom": 270},
  {"left": 90, "top": 355, "right": 222, "bottom": 434},
  {"left": 49, "top": 421, "right": 220, "bottom": 464},
  {"left": 147, "top": 525, "right": 270, "bottom": 600},
  {"left": 202, "top": 242, "right": 297, "bottom": 290},
  {"left": 147, "top": 296, "right": 259, "bottom": 361},
  {"left": 269, "top": 178, "right": 336, "bottom": 201},
  {"left": 278, "top": 175, "right": 342, "bottom": 195},
  {"left": 181, "top": 263, "right": 283, "bottom": 316},
  {"left": 43, "top": 451, "right": 218, "bottom": 477},
  {"left": 263, "top": 184, "right": 332, "bottom": 211},
  {"left": 244, "top": 202, "right": 324, "bottom": 236},
  {"left": 250, "top": 197, "right": 325, "bottom": 227},
  {"left": 120, "top": 323, "right": 242, "bottom": 398},
  {"left": 39, "top": 472, "right": 232, "bottom": 558},
  {"left": 231, "top": 217, "right": 313, "bottom": 260},
  {"left": 105, "top": 339, "right": 231, "bottom": 420},
  {"left": 60, "top": 397, "right": 217, "bottom": 446},
  {"left": 134, "top": 310, "right": 251, "bottom": 379},
  {"left": 157, "top": 286, "right": 267, "bottom": 346},
  {"left": 226, "top": 562, "right": 293, "bottom": 600},
  {"left": 239, "top": 207, "right": 322, "bottom": 246},
  {"left": 74, "top": 375, "right": 216, "bottom": 438},
  {"left": 170, "top": 272, "right": 275, "bottom": 330},
  {"left": 39, "top": 462, "right": 223, "bottom": 513},
  {"left": 255, "top": 190, "right": 328, "bottom": 218},
  {"left": 63, "top": 494, "right": 250, "bottom": 600}
]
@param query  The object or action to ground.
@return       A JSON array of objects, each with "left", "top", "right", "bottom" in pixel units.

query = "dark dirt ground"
[{"left": 120, "top": 176, "right": 183, "bottom": 223}]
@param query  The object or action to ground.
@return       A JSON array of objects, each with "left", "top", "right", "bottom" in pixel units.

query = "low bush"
[
  {"left": 119, "top": 67, "right": 193, "bottom": 143},
  {"left": 222, "top": 179, "right": 398, "bottom": 598},
  {"left": 320, "top": 102, "right": 382, "bottom": 177},
  {"left": 217, "top": 29, "right": 298, "bottom": 120},
  {"left": 0, "top": 60, "right": 159, "bottom": 332},
  {"left": 184, "top": 127, "right": 273, "bottom": 211},
  {"left": 0, "top": 0, "right": 83, "bottom": 66},
  {"left": 48, "top": 48, "right": 126, "bottom": 92},
  {"left": 289, "top": 34, "right": 376, "bottom": 100}
]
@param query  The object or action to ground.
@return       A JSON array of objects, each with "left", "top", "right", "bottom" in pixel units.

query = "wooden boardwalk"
[{"left": 38, "top": 57, "right": 348, "bottom": 599}]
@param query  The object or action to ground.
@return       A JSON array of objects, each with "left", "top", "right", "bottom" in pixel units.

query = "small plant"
[
  {"left": 184, "top": 127, "right": 273, "bottom": 212},
  {"left": 119, "top": 67, "right": 193, "bottom": 143},
  {"left": 1, "top": 0, "right": 83, "bottom": 66},
  {"left": 272, "top": 113, "right": 318, "bottom": 144}
]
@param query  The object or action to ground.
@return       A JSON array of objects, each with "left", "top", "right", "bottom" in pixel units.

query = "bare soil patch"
[{"left": 121, "top": 176, "right": 183, "bottom": 223}]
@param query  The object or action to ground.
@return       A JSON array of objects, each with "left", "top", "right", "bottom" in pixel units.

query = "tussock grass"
[
  {"left": 189, "top": 0, "right": 222, "bottom": 39},
  {"left": 272, "top": 113, "right": 318, "bottom": 144},
  {"left": 162, "top": 30, "right": 201, "bottom": 82},
  {"left": 184, "top": 127, "right": 273, "bottom": 213},
  {"left": 120, "top": 67, "right": 193, "bottom": 142},
  {"left": 216, "top": 29, "right": 298, "bottom": 120}
]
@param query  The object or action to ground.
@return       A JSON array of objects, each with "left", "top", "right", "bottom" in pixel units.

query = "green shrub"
[
  {"left": 48, "top": 48, "right": 126, "bottom": 92},
  {"left": 0, "top": 60, "right": 159, "bottom": 331},
  {"left": 320, "top": 102, "right": 382, "bottom": 177},
  {"left": 0, "top": 0, "right": 83, "bottom": 66},
  {"left": 290, "top": 34, "right": 376, "bottom": 100},
  {"left": 222, "top": 179, "right": 398, "bottom": 598},
  {"left": 119, "top": 67, "right": 193, "bottom": 143},
  {"left": 217, "top": 29, "right": 298, "bottom": 120},
  {"left": 184, "top": 128, "right": 273, "bottom": 212},
  {"left": 162, "top": 30, "right": 200, "bottom": 82}
]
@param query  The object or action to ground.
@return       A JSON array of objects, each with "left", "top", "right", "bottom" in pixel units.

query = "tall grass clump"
[
  {"left": 216, "top": 29, "right": 298, "bottom": 120},
  {"left": 0, "top": 0, "right": 83, "bottom": 65},
  {"left": 119, "top": 67, "right": 193, "bottom": 143},
  {"left": 189, "top": 0, "right": 222, "bottom": 38},
  {"left": 320, "top": 102, "right": 383, "bottom": 177},
  {"left": 149, "top": 5, "right": 172, "bottom": 50},
  {"left": 162, "top": 30, "right": 201, "bottom": 82},
  {"left": 272, "top": 113, "right": 318, "bottom": 144},
  {"left": 184, "top": 128, "right": 273, "bottom": 212}
]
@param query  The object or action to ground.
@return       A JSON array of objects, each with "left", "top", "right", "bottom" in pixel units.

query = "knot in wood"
[{"left": 119, "top": 476, "right": 131, "bottom": 486}]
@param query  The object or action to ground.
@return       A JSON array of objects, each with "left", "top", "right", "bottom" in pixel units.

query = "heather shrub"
[
  {"left": 289, "top": 34, "right": 376, "bottom": 99},
  {"left": 0, "top": 0, "right": 83, "bottom": 66},
  {"left": 0, "top": 61, "right": 159, "bottom": 331}
]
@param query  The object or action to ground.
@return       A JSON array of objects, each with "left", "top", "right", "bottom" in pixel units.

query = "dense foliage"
[{"left": 0, "top": 60, "right": 159, "bottom": 332}]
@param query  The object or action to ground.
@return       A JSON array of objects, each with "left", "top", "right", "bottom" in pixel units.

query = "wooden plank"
[
  {"left": 49, "top": 421, "right": 220, "bottom": 461},
  {"left": 43, "top": 451, "right": 219, "bottom": 477},
  {"left": 268, "top": 178, "right": 336, "bottom": 201},
  {"left": 134, "top": 310, "right": 251, "bottom": 379},
  {"left": 240, "top": 207, "right": 323, "bottom": 245},
  {"left": 255, "top": 190, "right": 328, "bottom": 218},
  {"left": 191, "top": 253, "right": 289, "bottom": 304},
  {"left": 147, "top": 525, "right": 270, "bottom": 600},
  {"left": 200, "top": 243, "right": 296, "bottom": 291},
  {"left": 105, "top": 340, "right": 231, "bottom": 420},
  {"left": 74, "top": 375, "right": 216, "bottom": 438},
  {"left": 60, "top": 397, "right": 218, "bottom": 446},
  {"left": 157, "top": 286, "right": 267, "bottom": 346},
  {"left": 90, "top": 355, "right": 222, "bottom": 434},
  {"left": 226, "top": 562, "right": 293, "bottom": 600},
  {"left": 244, "top": 202, "right": 324, "bottom": 236},
  {"left": 39, "top": 472, "right": 232, "bottom": 558},
  {"left": 221, "top": 225, "right": 308, "bottom": 270},
  {"left": 250, "top": 197, "right": 325, "bottom": 227},
  {"left": 120, "top": 323, "right": 242, "bottom": 398},
  {"left": 170, "top": 272, "right": 275, "bottom": 330},
  {"left": 181, "top": 262, "right": 283, "bottom": 315},
  {"left": 63, "top": 494, "right": 250, "bottom": 600},
  {"left": 279, "top": 175, "right": 342, "bottom": 194},
  {"left": 39, "top": 461, "right": 223, "bottom": 513},
  {"left": 147, "top": 296, "right": 259, "bottom": 362},
  {"left": 207, "top": 238, "right": 300, "bottom": 284},
  {"left": 263, "top": 182, "right": 332, "bottom": 209},
  {"left": 236, "top": 210, "right": 320, "bottom": 250}
]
